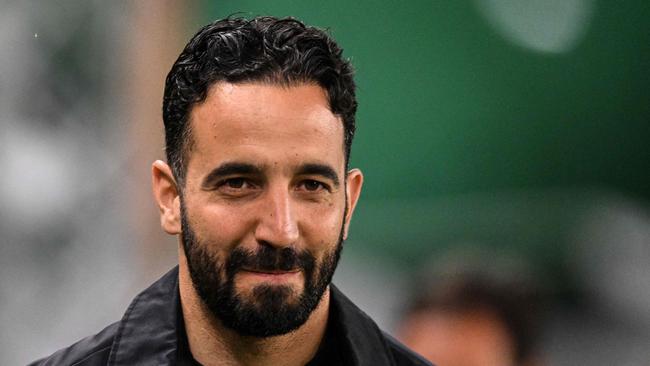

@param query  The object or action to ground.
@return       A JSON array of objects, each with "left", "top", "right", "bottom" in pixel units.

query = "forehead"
[{"left": 187, "top": 82, "right": 345, "bottom": 173}]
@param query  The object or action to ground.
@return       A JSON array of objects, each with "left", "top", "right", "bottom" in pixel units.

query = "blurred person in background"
[
  {"left": 30, "top": 16, "right": 431, "bottom": 366},
  {"left": 397, "top": 252, "right": 544, "bottom": 366}
]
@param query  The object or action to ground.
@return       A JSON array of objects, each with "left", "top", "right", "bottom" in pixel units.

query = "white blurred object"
[
  {"left": 572, "top": 195, "right": 650, "bottom": 327},
  {"left": 475, "top": 0, "right": 595, "bottom": 53},
  {"left": 0, "top": 122, "right": 80, "bottom": 226}
]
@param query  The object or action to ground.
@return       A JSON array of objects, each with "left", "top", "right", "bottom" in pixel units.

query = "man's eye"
[
  {"left": 301, "top": 180, "right": 326, "bottom": 192},
  {"left": 226, "top": 178, "right": 245, "bottom": 189}
]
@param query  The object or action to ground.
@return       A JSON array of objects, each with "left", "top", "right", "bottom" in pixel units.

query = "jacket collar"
[
  {"left": 108, "top": 267, "right": 181, "bottom": 365},
  {"left": 108, "top": 266, "right": 395, "bottom": 365}
]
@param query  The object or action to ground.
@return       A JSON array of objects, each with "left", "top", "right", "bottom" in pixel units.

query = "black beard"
[{"left": 180, "top": 201, "right": 345, "bottom": 337}]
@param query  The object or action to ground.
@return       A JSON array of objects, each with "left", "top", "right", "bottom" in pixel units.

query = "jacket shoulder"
[
  {"left": 28, "top": 321, "right": 119, "bottom": 366},
  {"left": 382, "top": 331, "right": 434, "bottom": 366}
]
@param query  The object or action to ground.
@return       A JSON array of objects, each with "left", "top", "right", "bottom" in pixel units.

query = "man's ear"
[
  {"left": 152, "top": 160, "right": 182, "bottom": 235},
  {"left": 343, "top": 168, "right": 363, "bottom": 240}
]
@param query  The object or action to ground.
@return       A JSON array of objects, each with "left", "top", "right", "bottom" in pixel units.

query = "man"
[
  {"left": 31, "top": 16, "right": 432, "bottom": 366},
  {"left": 396, "top": 256, "right": 543, "bottom": 366}
]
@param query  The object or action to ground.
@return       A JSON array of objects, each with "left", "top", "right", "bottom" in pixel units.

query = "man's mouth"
[
  {"left": 242, "top": 268, "right": 300, "bottom": 274},
  {"left": 238, "top": 268, "right": 302, "bottom": 282}
]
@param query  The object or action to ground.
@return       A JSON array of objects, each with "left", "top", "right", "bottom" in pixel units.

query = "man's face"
[
  {"left": 397, "top": 309, "right": 517, "bottom": 366},
  {"left": 175, "top": 82, "right": 361, "bottom": 337}
]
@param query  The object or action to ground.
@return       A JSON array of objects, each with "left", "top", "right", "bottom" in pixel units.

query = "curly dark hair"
[{"left": 162, "top": 16, "right": 357, "bottom": 186}]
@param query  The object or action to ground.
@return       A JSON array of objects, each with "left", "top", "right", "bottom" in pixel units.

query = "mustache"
[{"left": 226, "top": 246, "right": 316, "bottom": 274}]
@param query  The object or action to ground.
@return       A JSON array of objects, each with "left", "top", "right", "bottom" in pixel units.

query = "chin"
[{"left": 239, "top": 282, "right": 304, "bottom": 307}]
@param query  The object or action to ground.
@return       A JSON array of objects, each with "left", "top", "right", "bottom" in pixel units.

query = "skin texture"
[{"left": 152, "top": 82, "right": 363, "bottom": 366}]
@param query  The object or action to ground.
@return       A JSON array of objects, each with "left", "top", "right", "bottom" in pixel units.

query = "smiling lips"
[{"left": 240, "top": 268, "right": 301, "bottom": 282}]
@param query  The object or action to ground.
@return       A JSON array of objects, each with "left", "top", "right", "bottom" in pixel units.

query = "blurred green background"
[{"left": 200, "top": 1, "right": 648, "bottom": 198}]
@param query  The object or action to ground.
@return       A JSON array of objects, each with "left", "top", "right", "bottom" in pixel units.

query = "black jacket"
[{"left": 30, "top": 267, "right": 432, "bottom": 366}]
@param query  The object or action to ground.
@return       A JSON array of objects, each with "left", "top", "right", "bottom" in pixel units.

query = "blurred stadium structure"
[{"left": 1, "top": 1, "right": 648, "bottom": 365}]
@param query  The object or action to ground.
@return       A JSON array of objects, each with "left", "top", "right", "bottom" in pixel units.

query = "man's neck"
[{"left": 178, "top": 251, "right": 330, "bottom": 366}]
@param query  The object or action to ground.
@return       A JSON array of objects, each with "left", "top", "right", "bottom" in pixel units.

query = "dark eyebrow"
[
  {"left": 296, "top": 163, "right": 340, "bottom": 187},
  {"left": 202, "top": 162, "right": 262, "bottom": 187}
]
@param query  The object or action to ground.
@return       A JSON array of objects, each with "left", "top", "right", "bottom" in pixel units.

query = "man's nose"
[{"left": 254, "top": 187, "right": 299, "bottom": 247}]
